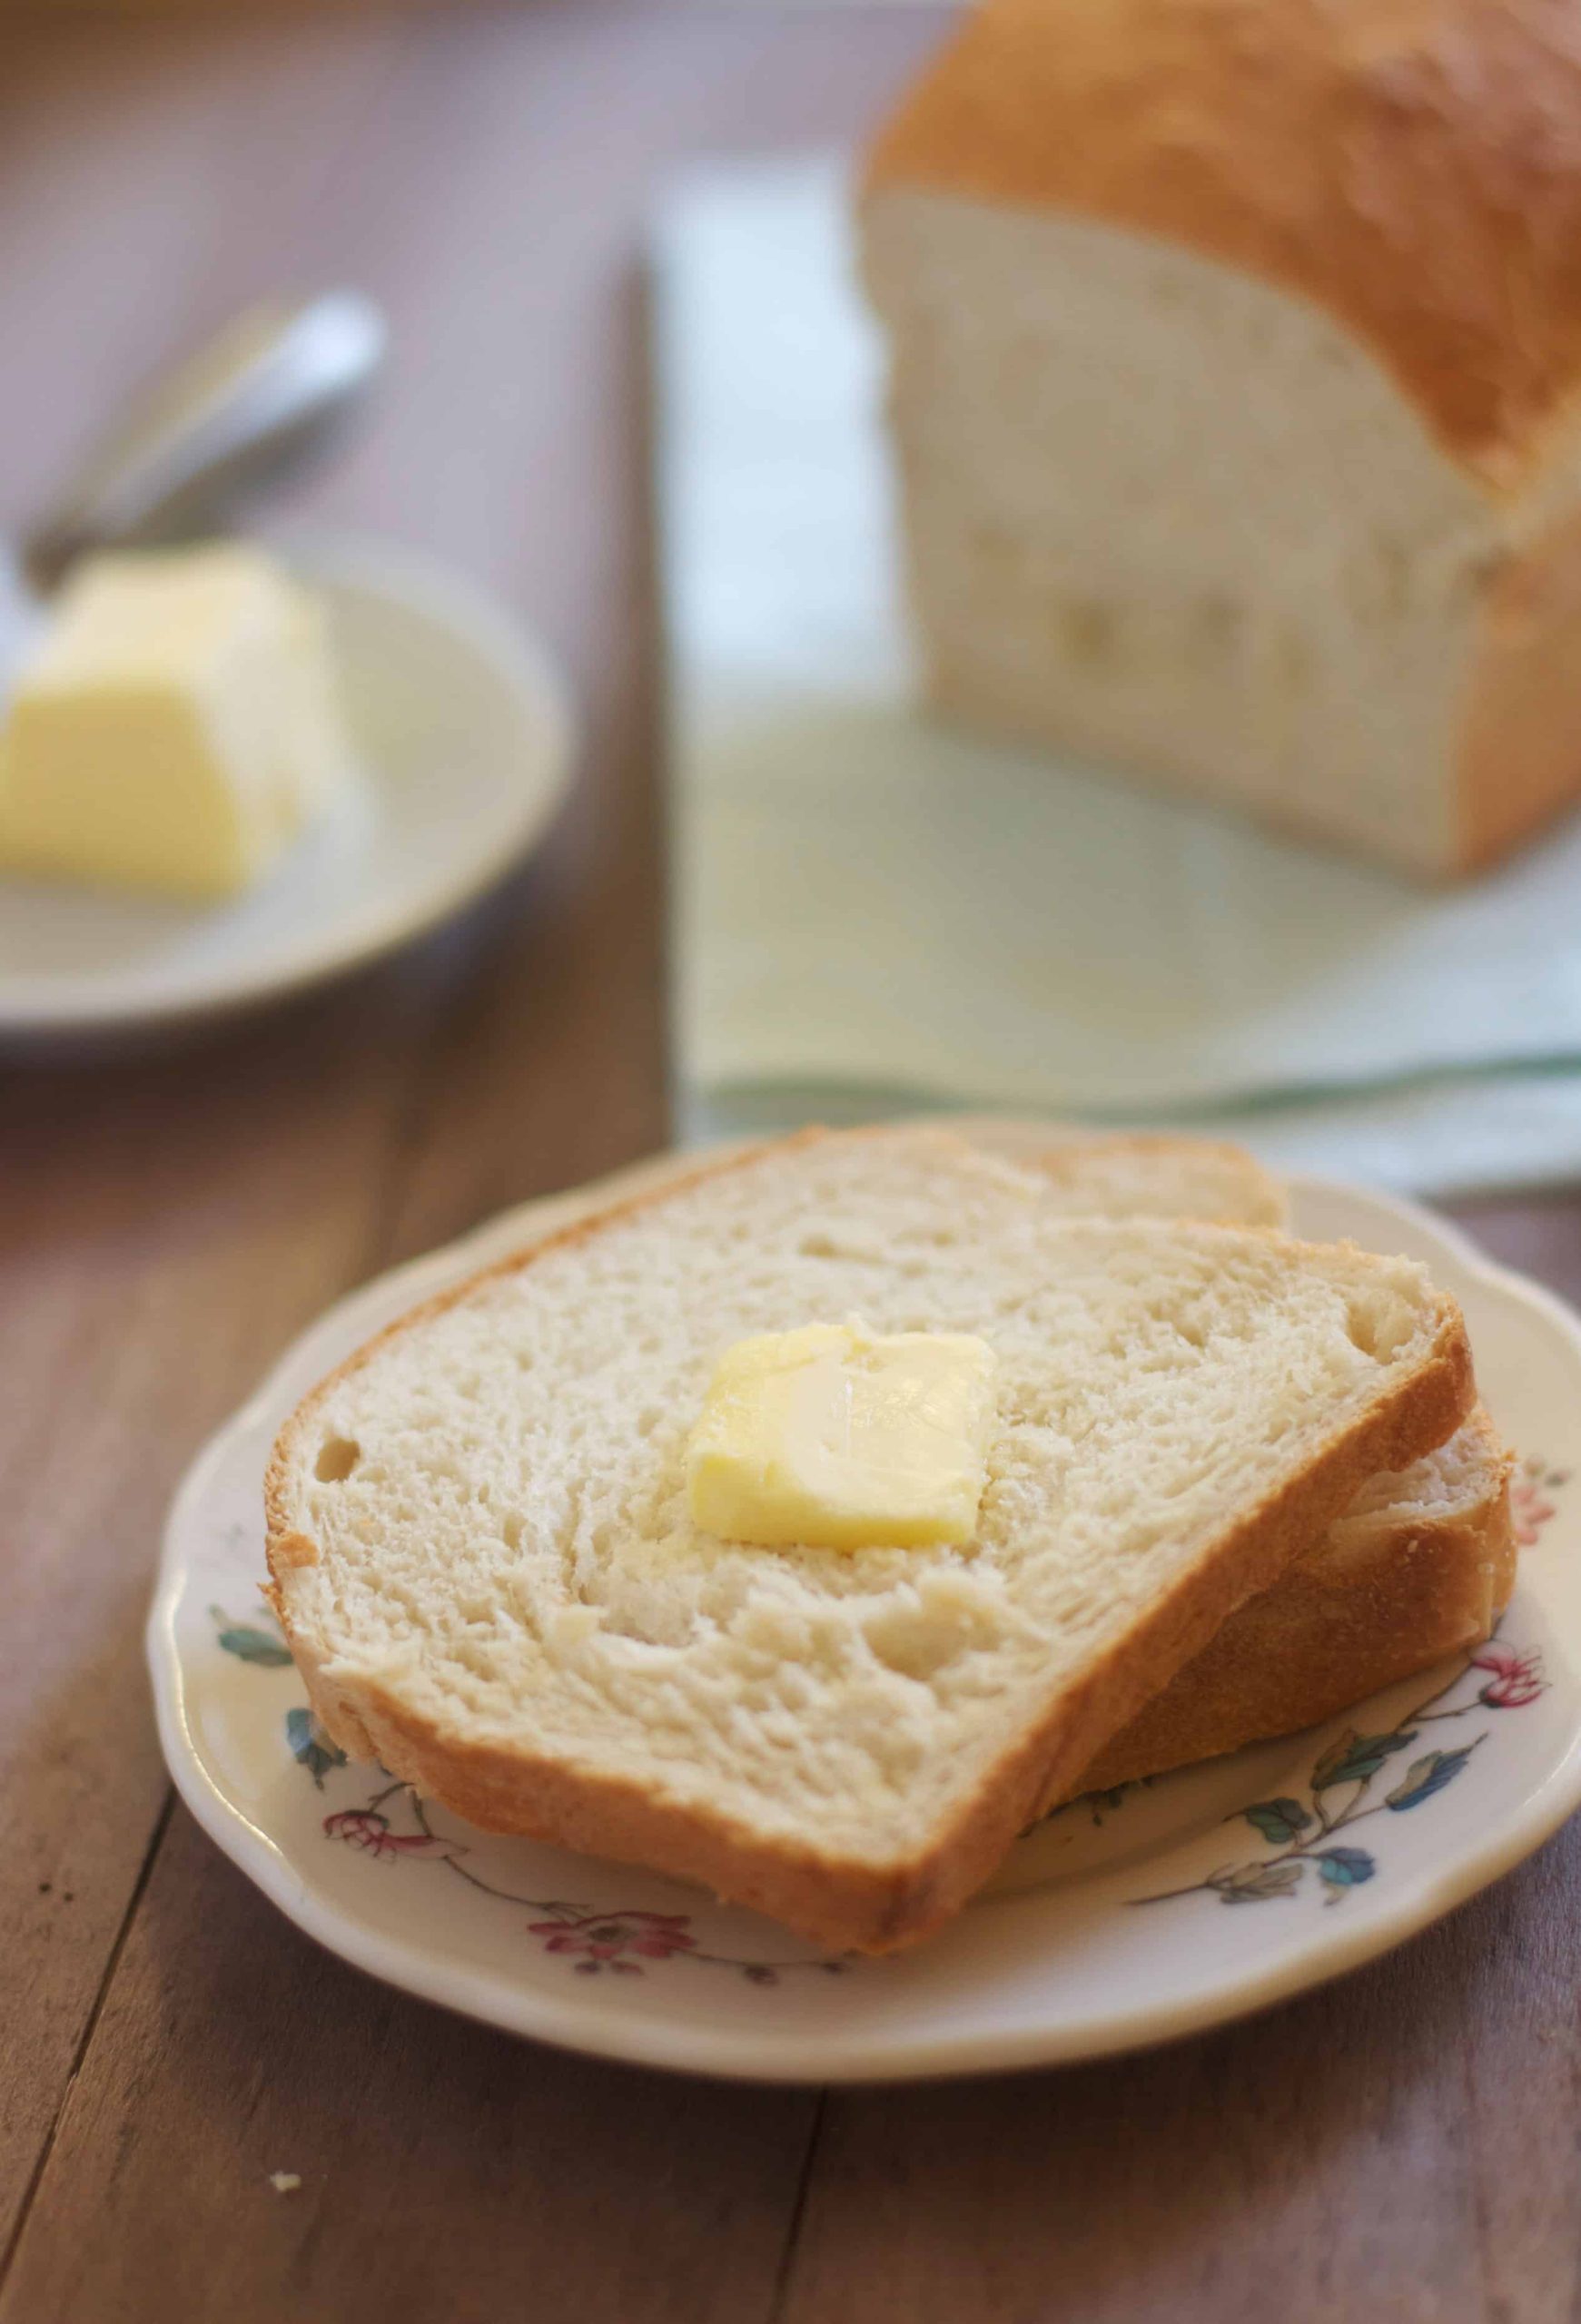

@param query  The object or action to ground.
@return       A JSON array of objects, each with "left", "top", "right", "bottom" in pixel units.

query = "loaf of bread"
[
  {"left": 265, "top": 1127, "right": 1472, "bottom": 1952},
  {"left": 862, "top": 0, "right": 1581, "bottom": 877}
]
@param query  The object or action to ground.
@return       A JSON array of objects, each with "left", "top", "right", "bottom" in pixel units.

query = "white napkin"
[{"left": 654, "top": 157, "right": 1581, "bottom": 1194}]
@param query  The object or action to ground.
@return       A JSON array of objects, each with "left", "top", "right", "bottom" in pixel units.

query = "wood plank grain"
[
  {"left": 0, "top": 21, "right": 411, "bottom": 515},
  {"left": 0, "top": 6, "right": 945, "bottom": 2313},
  {"left": 0, "top": 1807, "right": 817, "bottom": 2324},
  {"left": 777, "top": 1832, "right": 1581, "bottom": 2324},
  {"left": 0, "top": 970, "right": 473, "bottom": 2252},
  {"left": 0, "top": 24, "right": 480, "bottom": 2250}
]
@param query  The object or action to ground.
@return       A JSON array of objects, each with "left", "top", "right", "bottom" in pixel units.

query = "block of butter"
[
  {"left": 686, "top": 1321, "right": 998, "bottom": 1551},
  {"left": 0, "top": 543, "right": 355, "bottom": 901}
]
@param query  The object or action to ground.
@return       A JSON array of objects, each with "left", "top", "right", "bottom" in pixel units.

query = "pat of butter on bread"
[
  {"left": 686, "top": 1321, "right": 998, "bottom": 1549},
  {"left": 0, "top": 543, "right": 355, "bottom": 901}
]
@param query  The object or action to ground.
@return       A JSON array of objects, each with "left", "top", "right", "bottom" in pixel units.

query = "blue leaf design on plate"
[
  {"left": 215, "top": 1624, "right": 292, "bottom": 1668},
  {"left": 1209, "top": 1861, "right": 1304, "bottom": 1903},
  {"left": 1311, "top": 1728, "right": 1418, "bottom": 1791},
  {"left": 1244, "top": 1797, "right": 1313, "bottom": 1844},
  {"left": 1385, "top": 1743, "right": 1480, "bottom": 1810},
  {"left": 1315, "top": 1846, "right": 1375, "bottom": 1902},
  {"left": 286, "top": 1705, "right": 347, "bottom": 1788}
]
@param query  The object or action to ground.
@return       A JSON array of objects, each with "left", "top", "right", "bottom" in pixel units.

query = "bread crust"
[
  {"left": 865, "top": 0, "right": 1581, "bottom": 492},
  {"left": 1034, "top": 1132, "right": 1288, "bottom": 1226},
  {"left": 265, "top": 1133, "right": 1476, "bottom": 1956}
]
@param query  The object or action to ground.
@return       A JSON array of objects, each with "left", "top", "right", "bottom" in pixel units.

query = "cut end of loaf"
[{"left": 864, "top": 181, "right": 1581, "bottom": 879}]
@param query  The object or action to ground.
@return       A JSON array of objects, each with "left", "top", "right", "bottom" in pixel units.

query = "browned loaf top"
[{"left": 867, "top": 0, "right": 1581, "bottom": 489}]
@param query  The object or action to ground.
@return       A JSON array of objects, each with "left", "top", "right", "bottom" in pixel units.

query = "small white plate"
[
  {"left": 0, "top": 536, "right": 574, "bottom": 1045},
  {"left": 146, "top": 1123, "right": 1581, "bottom": 2083}
]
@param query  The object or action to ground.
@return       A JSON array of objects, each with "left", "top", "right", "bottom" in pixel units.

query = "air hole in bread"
[
  {"left": 1063, "top": 598, "right": 1117, "bottom": 665},
  {"left": 501, "top": 1513, "right": 523, "bottom": 1551},
  {"left": 1344, "top": 1293, "right": 1415, "bottom": 1364},
  {"left": 798, "top": 1232, "right": 837, "bottom": 1257},
  {"left": 864, "top": 1600, "right": 974, "bottom": 1686},
  {"left": 1276, "top": 631, "right": 1312, "bottom": 698},
  {"left": 1466, "top": 548, "right": 1507, "bottom": 603},
  {"left": 314, "top": 1436, "right": 361, "bottom": 1483},
  {"left": 1374, "top": 543, "right": 1409, "bottom": 621},
  {"left": 1194, "top": 595, "right": 1240, "bottom": 656},
  {"left": 795, "top": 1228, "right": 889, "bottom": 1262}
]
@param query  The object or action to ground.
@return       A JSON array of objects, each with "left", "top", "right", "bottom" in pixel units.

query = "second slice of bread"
[
  {"left": 1032, "top": 1131, "right": 1286, "bottom": 1229},
  {"left": 1021, "top": 1131, "right": 1512, "bottom": 1798},
  {"left": 1062, "top": 1406, "right": 1515, "bottom": 1803},
  {"left": 265, "top": 1128, "right": 1473, "bottom": 1952}
]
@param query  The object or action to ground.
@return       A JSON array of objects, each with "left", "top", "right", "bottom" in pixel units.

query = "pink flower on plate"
[
  {"left": 323, "top": 1808, "right": 455, "bottom": 1860},
  {"left": 529, "top": 1910, "right": 697, "bottom": 1975},
  {"left": 1511, "top": 1479, "right": 1558, "bottom": 1549},
  {"left": 1470, "top": 1642, "right": 1546, "bottom": 1709}
]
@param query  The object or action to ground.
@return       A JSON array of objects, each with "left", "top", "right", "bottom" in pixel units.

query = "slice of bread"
[
  {"left": 1017, "top": 1134, "right": 1513, "bottom": 1799},
  {"left": 1061, "top": 1405, "right": 1515, "bottom": 1805},
  {"left": 264, "top": 1127, "right": 1473, "bottom": 1953}
]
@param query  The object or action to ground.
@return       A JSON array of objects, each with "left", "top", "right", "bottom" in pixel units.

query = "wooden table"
[{"left": 2, "top": 10, "right": 1578, "bottom": 2319}]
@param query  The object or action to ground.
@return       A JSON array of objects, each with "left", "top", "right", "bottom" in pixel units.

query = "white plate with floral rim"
[{"left": 146, "top": 1120, "right": 1581, "bottom": 2083}]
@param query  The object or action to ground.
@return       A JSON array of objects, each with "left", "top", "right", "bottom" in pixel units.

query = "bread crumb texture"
[{"left": 272, "top": 1131, "right": 1461, "bottom": 1872}]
